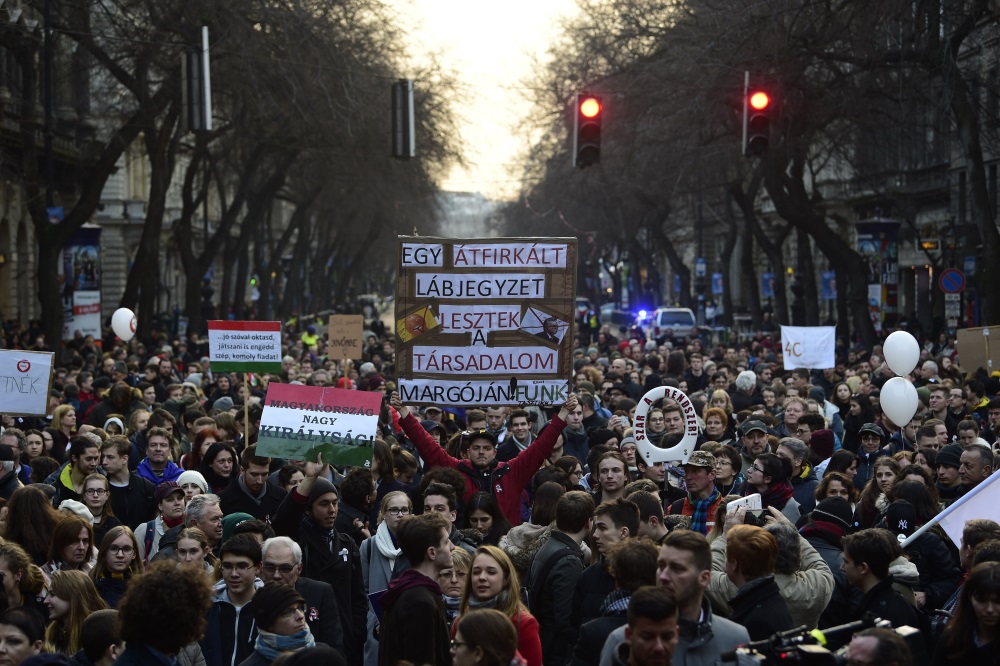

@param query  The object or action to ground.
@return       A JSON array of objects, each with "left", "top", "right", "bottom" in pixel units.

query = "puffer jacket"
[{"left": 707, "top": 532, "right": 834, "bottom": 630}]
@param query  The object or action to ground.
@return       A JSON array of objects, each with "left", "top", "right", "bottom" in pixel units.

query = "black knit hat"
[
  {"left": 937, "top": 444, "right": 963, "bottom": 470},
  {"left": 307, "top": 478, "right": 338, "bottom": 511},
  {"left": 812, "top": 497, "right": 853, "bottom": 531},
  {"left": 254, "top": 582, "right": 305, "bottom": 630}
]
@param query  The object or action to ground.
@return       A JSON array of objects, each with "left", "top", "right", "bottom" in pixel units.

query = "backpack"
[
  {"left": 524, "top": 546, "right": 575, "bottom": 616},
  {"left": 142, "top": 519, "right": 156, "bottom": 564}
]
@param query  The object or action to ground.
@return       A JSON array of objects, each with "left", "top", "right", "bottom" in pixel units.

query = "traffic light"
[
  {"left": 743, "top": 89, "right": 771, "bottom": 156},
  {"left": 573, "top": 93, "right": 602, "bottom": 168},
  {"left": 391, "top": 79, "right": 415, "bottom": 159}
]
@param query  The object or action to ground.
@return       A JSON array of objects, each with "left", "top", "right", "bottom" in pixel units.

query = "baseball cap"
[
  {"left": 154, "top": 481, "right": 184, "bottom": 504},
  {"left": 683, "top": 451, "right": 717, "bottom": 469},
  {"left": 858, "top": 423, "right": 886, "bottom": 440},
  {"left": 740, "top": 420, "right": 768, "bottom": 436}
]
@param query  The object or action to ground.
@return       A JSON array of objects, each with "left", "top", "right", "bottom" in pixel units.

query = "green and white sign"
[{"left": 257, "top": 384, "right": 380, "bottom": 467}]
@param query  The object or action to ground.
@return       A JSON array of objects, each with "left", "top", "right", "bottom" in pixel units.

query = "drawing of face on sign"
[{"left": 396, "top": 306, "right": 439, "bottom": 343}]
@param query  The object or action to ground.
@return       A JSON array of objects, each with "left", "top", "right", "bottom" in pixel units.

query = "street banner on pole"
[
  {"left": 395, "top": 237, "right": 577, "bottom": 407},
  {"left": 0, "top": 350, "right": 55, "bottom": 416},
  {"left": 207, "top": 320, "right": 282, "bottom": 373},
  {"left": 780, "top": 325, "right": 835, "bottom": 370},
  {"left": 256, "top": 384, "right": 380, "bottom": 467}
]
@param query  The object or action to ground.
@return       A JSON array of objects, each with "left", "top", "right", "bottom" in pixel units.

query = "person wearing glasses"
[
  {"left": 82, "top": 473, "right": 123, "bottom": 547},
  {"left": 201, "top": 534, "right": 264, "bottom": 666},
  {"left": 89, "top": 525, "right": 142, "bottom": 607},
  {"left": 258, "top": 537, "right": 344, "bottom": 656},
  {"left": 360, "top": 491, "right": 413, "bottom": 666},
  {"left": 450, "top": 608, "right": 520, "bottom": 666}
]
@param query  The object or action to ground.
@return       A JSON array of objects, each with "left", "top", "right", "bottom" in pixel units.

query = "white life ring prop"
[{"left": 633, "top": 386, "right": 697, "bottom": 465}]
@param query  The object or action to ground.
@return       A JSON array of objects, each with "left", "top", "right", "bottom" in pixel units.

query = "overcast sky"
[{"left": 387, "top": 0, "right": 579, "bottom": 200}]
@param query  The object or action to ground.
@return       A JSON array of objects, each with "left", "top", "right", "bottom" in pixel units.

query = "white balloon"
[
  {"left": 880, "top": 376, "right": 918, "bottom": 428},
  {"left": 883, "top": 331, "right": 920, "bottom": 376},
  {"left": 111, "top": 308, "right": 137, "bottom": 342}
]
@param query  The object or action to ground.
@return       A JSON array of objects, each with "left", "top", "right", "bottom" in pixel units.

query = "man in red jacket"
[{"left": 389, "top": 392, "right": 577, "bottom": 526}]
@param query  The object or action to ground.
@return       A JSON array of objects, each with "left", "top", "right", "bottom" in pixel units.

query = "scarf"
[
  {"left": 599, "top": 588, "right": 631, "bottom": 615},
  {"left": 162, "top": 514, "right": 184, "bottom": 530},
  {"left": 688, "top": 488, "right": 720, "bottom": 534},
  {"left": 253, "top": 628, "right": 315, "bottom": 660},
  {"left": 799, "top": 521, "right": 845, "bottom": 548},
  {"left": 467, "top": 590, "right": 509, "bottom": 610},
  {"left": 374, "top": 521, "right": 402, "bottom": 566},
  {"left": 302, "top": 514, "right": 336, "bottom": 546},
  {"left": 443, "top": 594, "right": 462, "bottom": 625},
  {"left": 760, "top": 481, "right": 794, "bottom": 510},
  {"left": 238, "top": 475, "right": 266, "bottom": 505}
]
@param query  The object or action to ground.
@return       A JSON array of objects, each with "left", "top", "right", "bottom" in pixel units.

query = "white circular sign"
[{"left": 633, "top": 385, "right": 697, "bottom": 465}]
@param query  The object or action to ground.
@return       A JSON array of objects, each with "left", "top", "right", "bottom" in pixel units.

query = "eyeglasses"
[
  {"left": 438, "top": 570, "right": 465, "bottom": 580},
  {"left": 450, "top": 641, "right": 472, "bottom": 651},
  {"left": 750, "top": 464, "right": 765, "bottom": 473},
  {"left": 84, "top": 488, "right": 108, "bottom": 496},
  {"left": 385, "top": 507, "right": 411, "bottom": 516},
  {"left": 795, "top": 428, "right": 809, "bottom": 435},
  {"left": 108, "top": 545, "right": 134, "bottom": 555},
  {"left": 262, "top": 563, "right": 296, "bottom": 574},
  {"left": 220, "top": 561, "right": 256, "bottom": 573}
]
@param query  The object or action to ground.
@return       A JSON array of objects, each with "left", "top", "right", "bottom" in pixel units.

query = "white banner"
[
  {"left": 0, "top": 350, "right": 54, "bottom": 416},
  {"left": 780, "top": 325, "right": 836, "bottom": 370}
]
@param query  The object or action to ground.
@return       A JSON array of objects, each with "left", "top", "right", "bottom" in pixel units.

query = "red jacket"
[{"left": 399, "top": 413, "right": 566, "bottom": 526}]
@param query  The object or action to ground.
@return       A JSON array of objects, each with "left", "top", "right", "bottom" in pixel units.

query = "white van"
[{"left": 647, "top": 307, "right": 697, "bottom": 342}]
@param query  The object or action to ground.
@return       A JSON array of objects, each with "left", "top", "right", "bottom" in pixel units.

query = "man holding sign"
[{"left": 389, "top": 391, "right": 577, "bottom": 526}]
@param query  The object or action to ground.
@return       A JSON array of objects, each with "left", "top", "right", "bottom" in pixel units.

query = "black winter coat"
[
  {"left": 272, "top": 490, "right": 367, "bottom": 666},
  {"left": 218, "top": 479, "right": 287, "bottom": 522},
  {"left": 729, "top": 576, "right": 794, "bottom": 642}
]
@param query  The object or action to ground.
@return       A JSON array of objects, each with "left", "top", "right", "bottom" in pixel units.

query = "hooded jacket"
[
  {"left": 500, "top": 522, "right": 553, "bottom": 582},
  {"left": 399, "top": 412, "right": 567, "bottom": 526},
  {"left": 598, "top": 596, "right": 750, "bottom": 666},
  {"left": 201, "top": 578, "right": 264, "bottom": 666},
  {"left": 707, "top": 531, "right": 834, "bottom": 630},
  {"left": 377, "top": 569, "right": 450, "bottom": 666},
  {"left": 135, "top": 458, "right": 183, "bottom": 484},
  {"left": 790, "top": 464, "right": 820, "bottom": 514}
]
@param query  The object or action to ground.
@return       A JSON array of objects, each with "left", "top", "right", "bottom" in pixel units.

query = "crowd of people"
[{"left": 0, "top": 317, "right": 997, "bottom": 666}]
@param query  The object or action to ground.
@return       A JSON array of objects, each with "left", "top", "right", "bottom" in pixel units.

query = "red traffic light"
[
  {"left": 580, "top": 97, "right": 601, "bottom": 118},
  {"left": 749, "top": 91, "right": 770, "bottom": 111}
]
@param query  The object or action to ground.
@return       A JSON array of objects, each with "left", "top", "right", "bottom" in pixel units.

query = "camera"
[
  {"left": 723, "top": 616, "right": 923, "bottom": 666},
  {"left": 743, "top": 509, "right": 768, "bottom": 527}
]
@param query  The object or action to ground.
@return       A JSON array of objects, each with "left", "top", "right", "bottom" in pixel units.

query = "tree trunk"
[
  {"left": 719, "top": 194, "right": 739, "bottom": 327},
  {"left": 797, "top": 227, "right": 820, "bottom": 325}
]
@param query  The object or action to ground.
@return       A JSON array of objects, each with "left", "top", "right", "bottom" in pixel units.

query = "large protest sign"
[
  {"left": 395, "top": 237, "right": 577, "bottom": 406},
  {"left": 207, "top": 321, "right": 282, "bottom": 373},
  {"left": 0, "top": 350, "right": 55, "bottom": 416},
  {"left": 956, "top": 326, "right": 1000, "bottom": 375},
  {"left": 780, "top": 325, "right": 836, "bottom": 370},
  {"left": 257, "top": 384, "right": 380, "bottom": 467}
]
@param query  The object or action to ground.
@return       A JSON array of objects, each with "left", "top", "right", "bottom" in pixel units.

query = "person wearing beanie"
[
  {"left": 810, "top": 429, "right": 837, "bottom": 477},
  {"left": 800, "top": 497, "right": 862, "bottom": 628},
  {"left": 241, "top": 582, "right": 321, "bottom": 666},
  {"left": 272, "top": 459, "right": 366, "bottom": 666},
  {"left": 178, "top": 470, "right": 210, "bottom": 503},
  {"left": 935, "top": 444, "right": 966, "bottom": 504}
]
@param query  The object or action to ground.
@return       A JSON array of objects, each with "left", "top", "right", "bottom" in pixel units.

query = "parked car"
[
  {"left": 599, "top": 302, "right": 635, "bottom": 329},
  {"left": 642, "top": 307, "right": 697, "bottom": 343}
]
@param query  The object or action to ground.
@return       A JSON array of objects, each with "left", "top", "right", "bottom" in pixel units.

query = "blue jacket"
[{"left": 135, "top": 458, "right": 183, "bottom": 484}]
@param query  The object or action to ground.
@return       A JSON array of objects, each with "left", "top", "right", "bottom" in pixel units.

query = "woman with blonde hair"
[
  {"left": 457, "top": 545, "right": 541, "bottom": 666},
  {"left": 361, "top": 491, "right": 412, "bottom": 666},
  {"left": 440, "top": 548, "right": 472, "bottom": 629},
  {"left": 51, "top": 405, "right": 77, "bottom": 457},
  {"left": 708, "top": 389, "right": 734, "bottom": 417},
  {"left": 43, "top": 569, "right": 108, "bottom": 654},
  {"left": 90, "top": 526, "right": 143, "bottom": 607}
]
